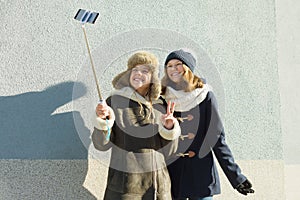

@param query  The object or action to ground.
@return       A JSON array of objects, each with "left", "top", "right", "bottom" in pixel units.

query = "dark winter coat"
[
  {"left": 165, "top": 86, "right": 247, "bottom": 198},
  {"left": 92, "top": 87, "right": 180, "bottom": 200}
]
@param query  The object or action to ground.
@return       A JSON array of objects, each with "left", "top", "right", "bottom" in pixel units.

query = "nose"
[{"left": 132, "top": 70, "right": 142, "bottom": 76}]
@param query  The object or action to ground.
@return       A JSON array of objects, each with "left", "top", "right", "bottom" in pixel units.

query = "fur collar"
[
  {"left": 112, "top": 87, "right": 163, "bottom": 106},
  {"left": 164, "top": 84, "right": 212, "bottom": 112}
]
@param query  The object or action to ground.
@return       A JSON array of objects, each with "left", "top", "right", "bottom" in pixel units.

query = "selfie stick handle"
[{"left": 81, "top": 25, "right": 103, "bottom": 102}]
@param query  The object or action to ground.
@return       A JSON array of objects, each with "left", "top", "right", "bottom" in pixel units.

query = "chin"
[
  {"left": 170, "top": 79, "right": 180, "bottom": 83},
  {"left": 132, "top": 85, "right": 142, "bottom": 90}
]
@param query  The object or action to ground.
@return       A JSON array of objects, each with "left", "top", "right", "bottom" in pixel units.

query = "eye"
[
  {"left": 142, "top": 70, "right": 149, "bottom": 74},
  {"left": 176, "top": 63, "right": 183, "bottom": 67}
]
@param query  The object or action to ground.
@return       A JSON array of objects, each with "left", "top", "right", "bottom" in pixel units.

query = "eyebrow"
[{"left": 167, "top": 61, "right": 183, "bottom": 66}]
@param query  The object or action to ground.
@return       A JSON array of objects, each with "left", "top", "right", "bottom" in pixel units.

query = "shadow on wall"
[{"left": 0, "top": 81, "right": 96, "bottom": 199}]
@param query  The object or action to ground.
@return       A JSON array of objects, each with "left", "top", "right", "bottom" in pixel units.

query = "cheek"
[
  {"left": 178, "top": 66, "right": 184, "bottom": 73},
  {"left": 145, "top": 74, "right": 152, "bottom": 82},
  {"left": 129, "top": 72, "right": 133, "bottom": 79},
  {"left": 129, "top": 73, "right": 134, "bottom": 85},
  {"left": 166, "top": 69, "right": 172, "bottom": 77}
]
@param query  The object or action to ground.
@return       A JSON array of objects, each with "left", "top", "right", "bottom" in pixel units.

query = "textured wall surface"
[
  {"left": 0, "top": 0, "right": 298, "bottom": 199},
  {"left": 276, "top": 0, "right": 300, "bottom": 199}
]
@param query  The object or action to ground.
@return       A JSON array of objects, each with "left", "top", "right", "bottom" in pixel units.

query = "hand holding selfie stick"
[{"left": 74, "top": 9, "right": 111, "bottom": 140}]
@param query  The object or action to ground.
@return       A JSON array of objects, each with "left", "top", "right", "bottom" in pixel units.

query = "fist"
[{"left": 96, "top": 102, "right": 110, "bottom": 119}]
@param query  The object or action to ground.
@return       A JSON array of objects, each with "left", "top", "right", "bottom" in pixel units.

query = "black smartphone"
[{"left": 74, "top": 9, "right": 99, "bottom": 24}]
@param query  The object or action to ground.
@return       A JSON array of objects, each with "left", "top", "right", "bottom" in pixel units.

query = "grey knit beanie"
[{"left": 164, "top": 49, "right": 196, "bottom": 72}]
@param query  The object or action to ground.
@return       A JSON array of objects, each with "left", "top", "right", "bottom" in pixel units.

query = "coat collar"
[{"left": 164, "top": 84, "right": 211, "bottom": 112}]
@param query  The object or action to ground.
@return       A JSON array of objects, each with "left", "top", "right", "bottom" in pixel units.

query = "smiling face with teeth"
[
  {"left": 129, "top": 64, "right": 152, "bottom": 96},
  {"left": 166, "top": 59, "right": 185, "bottom": 83}
]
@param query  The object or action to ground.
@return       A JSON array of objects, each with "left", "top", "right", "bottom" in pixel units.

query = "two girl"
[{"left": 92, "top": 49, "right": 254, "bottom": 200}]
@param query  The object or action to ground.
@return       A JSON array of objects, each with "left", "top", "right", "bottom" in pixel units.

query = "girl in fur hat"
[
  {"left": 92, "top": 51, "right": 181, "bottom": 200},
  {"left": 162, "top": 49, "right": 254, "bottom": 200}
]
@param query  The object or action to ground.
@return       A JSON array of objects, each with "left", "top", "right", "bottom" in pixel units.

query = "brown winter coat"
[{"left": 92, "top": 87, "right": 180, "bottom": 200}]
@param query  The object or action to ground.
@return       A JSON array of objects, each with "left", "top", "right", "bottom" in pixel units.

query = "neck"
[
  {"left": 135, "top": 85, "right": 150, "bottom": 97},
  {"left": 168, "top": 80, "right": 186, "bottom": 91}
]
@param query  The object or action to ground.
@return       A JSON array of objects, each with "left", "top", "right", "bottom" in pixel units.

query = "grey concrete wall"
[
  {"left": 276, "top": 0, "right": 300, "bottom": 199},
  {"left": 0, "top": 0, "right": 298, "bottom": 199}
]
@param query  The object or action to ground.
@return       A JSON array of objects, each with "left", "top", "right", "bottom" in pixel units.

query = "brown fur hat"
[{"left": 112, "top": 51, "right": 161, "bottom": 100}]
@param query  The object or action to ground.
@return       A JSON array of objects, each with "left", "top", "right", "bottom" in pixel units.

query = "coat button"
[
  {"left": 176, "top": 151, "right": 196, "bottom": 158},
  {"left": 177, "top": 114, "right": 194, "bottom": 122},
  {"left": 179, "top": 133, "right": 195, "bottom": 140}
]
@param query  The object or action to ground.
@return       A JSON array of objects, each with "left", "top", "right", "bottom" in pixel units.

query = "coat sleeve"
[
  {"left": 157, "top": 121, "right": 180, "bottom": 159},
  {"left": 92, "top": 128, "right": 113, "bottom": 151},
  {"left": 158, "top": 135, "right": 179, "bottom": 160},
  {"left": 155, "top": 98, "right": 180, "bottom": 159},
  {"left": 205, "top": 92, "right": 247, "bottom": 188},
  {"left": 158, "top": 118, "right": 181, "bottom": 140}
]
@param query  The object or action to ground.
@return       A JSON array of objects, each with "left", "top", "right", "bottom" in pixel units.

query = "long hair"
[{"left": 161, "top": 64, "right": 204, "bottom": 94}]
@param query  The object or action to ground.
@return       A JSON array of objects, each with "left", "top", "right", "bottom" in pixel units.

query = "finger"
[
  {"left": 98, "top": 110, "right": 109, "bottom": 119},
  {"left": 96, "top": 109, "right": 104, "bottom": 115},
  {"left": 96, "top": 105, "right": 102, "bottom": 111},
  {"left": 96, "top": 107, "right": 103, "bottom": 113},
  {"left": 97, "top": 104, "right": 108, "bottom": 112},
  {"left": 239, "top": 189, "right": 247, "bottom": 195},
  {"left": 96, "top": 110, "right": 102, "bottom": 117},
  {"left": 166, "top": 101, "right": 171, "bottom": 115},
  {"left": 241, "top": 188, "right": 253, "bottom": 195},
  {"left": 247, "top": 188, "right": 255, "bottom": 193},
  {"left": 170, "top": 102, "right": 175, "bottom": 113},
  {"left": 97, "top": 104, "right": 106, "bottom": 109}
]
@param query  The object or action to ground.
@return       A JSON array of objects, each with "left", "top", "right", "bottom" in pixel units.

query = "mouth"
[
  {"left": 170, "top": 72, "right": 181, "bottom": 78},
  {"left": 132, "top": 77, "right": 144, "bottom": 84}
]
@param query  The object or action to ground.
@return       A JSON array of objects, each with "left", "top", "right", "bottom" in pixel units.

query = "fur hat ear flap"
[
  {"left": 112, "top": 70, "right": 131, "bottom": 89},
  {"left": 149, "top": 76, "right": 161, "bottom": 100}
]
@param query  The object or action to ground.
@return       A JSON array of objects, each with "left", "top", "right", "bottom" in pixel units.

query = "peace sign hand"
[{"left": 161, "top": 101, "right": 176, "bottom": 130}]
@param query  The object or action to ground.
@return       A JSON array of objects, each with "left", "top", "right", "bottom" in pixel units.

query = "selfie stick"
[
  {"left": 74, "top": 9, "right": 111, "bottom": 140},
  {"left": 74, "top": 9, "right": 103, "bottom": 102}
]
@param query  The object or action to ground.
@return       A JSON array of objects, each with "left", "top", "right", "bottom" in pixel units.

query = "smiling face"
[
  {"left": 129, "top": 64, "right": 152, "bottom": 96},
  {"left": 166, "top": 59, "right": 184, "bottom": 83}
]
